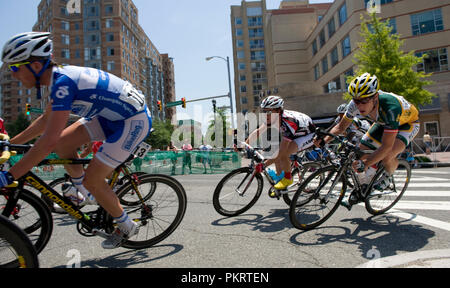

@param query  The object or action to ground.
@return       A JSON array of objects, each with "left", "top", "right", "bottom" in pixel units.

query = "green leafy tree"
[
  {"left": 5, "top": 113, "right": 31, "bottom": 139},
  {"left": 347, "top": 13, "right": 435, "bottom": 106},
  {"left": 145, "top": 119, "right": 174, "bottom": 150}
]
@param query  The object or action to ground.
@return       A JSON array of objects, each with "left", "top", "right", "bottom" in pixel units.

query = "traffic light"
[
  {"left": 181, "top": 97, "right": 186, "bottom": 109},
  {"left": 25, "top": 104, "right": 31, "bottom": 116},
  {"left": 157, "top": 100, "right": 162, "bottom": 111}
]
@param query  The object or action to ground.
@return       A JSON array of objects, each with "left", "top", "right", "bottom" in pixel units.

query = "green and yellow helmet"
[{"left": 348, "top": 73, "right": 380, "bottom": 99}]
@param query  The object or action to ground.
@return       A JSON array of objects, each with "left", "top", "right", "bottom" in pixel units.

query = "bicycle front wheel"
[
  {"left": 212, "top": 167, "right": 263, "bottom": 217},
  {"left": 115, "top": 174, "right": 187, "bottom": 249},
  {"left": 289, "top": 165, "right": 346, "bottom": 230},
  {"left": 0, "top": 189, "right": 53, "bottom": 254},
  {"left": 365, "top": 159, "right": 411, "bottom": 215},
  {"left": 283, "top": 162, "right": 323, "bottom": 206},
  {"left": 0, "top": 215, "right": 39, "bottom": 268}
]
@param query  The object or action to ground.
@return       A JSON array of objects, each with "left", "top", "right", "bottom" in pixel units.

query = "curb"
[{"left": 356, "top": 249, "right": 450, "bottom": 268}]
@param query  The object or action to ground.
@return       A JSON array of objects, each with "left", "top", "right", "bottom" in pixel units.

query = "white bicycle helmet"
[
  {"left": 337, "top": 103, "right": 348, "bottom": 114},
  {"left": 2, "top": 32, "right": 52, "bottom": 63},
  {"left": 348, "top": 73, "right": 380, "bottom": 99},
  {"left": 260, "top": 96, "right": 284, "bottom": 110}
]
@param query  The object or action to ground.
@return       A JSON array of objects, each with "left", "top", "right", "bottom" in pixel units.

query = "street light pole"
[{"left": 206, "top": 56, "right": 235, "bottom": 129}]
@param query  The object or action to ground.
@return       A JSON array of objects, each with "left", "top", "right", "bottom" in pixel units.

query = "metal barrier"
[
  {"left": 9, "top": 151, "right": 242, "bottom": 181},
  {"left": 411, "top": 137, "right": 450, "bottom": 167}
]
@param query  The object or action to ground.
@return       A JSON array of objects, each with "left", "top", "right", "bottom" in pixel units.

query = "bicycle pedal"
[{"left": 268, "top": 188, "right": 281, "bottom": 199}]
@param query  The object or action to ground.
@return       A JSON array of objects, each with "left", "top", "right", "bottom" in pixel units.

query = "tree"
[
  {"left": 347, "top": 13, "right": 435, "bottom": 106},
  {"left": 145, "top": 119, "right": 174, "bottom": 150},
  {"left": 206, "top": 107, "right": 232, "bottom": 148},
  {"left": 5, "top": 113, "right": 30, "bottom": 139}
]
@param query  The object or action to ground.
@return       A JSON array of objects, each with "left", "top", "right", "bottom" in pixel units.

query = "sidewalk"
[{"left": 357, "top": 249, "right": 450, "bottom": 268}]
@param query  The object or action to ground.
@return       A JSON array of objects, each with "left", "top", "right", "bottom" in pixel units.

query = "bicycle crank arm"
[{"left": 92, "top": 229, "right": 111, "bottom": 240}]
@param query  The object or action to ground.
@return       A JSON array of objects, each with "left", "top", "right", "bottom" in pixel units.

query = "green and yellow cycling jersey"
[{"left": 345, "top": 91, "right": 419, "bottom": 132}]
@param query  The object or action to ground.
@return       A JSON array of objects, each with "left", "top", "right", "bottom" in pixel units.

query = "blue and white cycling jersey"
[{"left": 50, "top": 65, "right": 146, "bottom": 120}]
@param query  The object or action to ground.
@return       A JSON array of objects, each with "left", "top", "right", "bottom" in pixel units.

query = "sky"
[{"left": 0, "top": 0, "right": 334, "bottom": 129}]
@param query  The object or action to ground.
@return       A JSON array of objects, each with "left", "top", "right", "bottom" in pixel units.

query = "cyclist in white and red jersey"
[
  {"left": 0, "top": 32, "right": 152, "bottom": 249},
  {"left": 246, "top": 96, "right": 316, "bottom": 190}
]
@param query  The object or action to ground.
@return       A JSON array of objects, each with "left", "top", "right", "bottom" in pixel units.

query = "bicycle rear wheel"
[
  {"left": 365, "top": 159, "right": 411, "bottom": 215},
  {"left": 212, "top": 167, "right": 263, "bottom": 217},
  {"left": 0, "top": 189, "right": 53, "bottom": 254},
  {"left": 115, "top": 174, "right": 187, "bottom": 249},
  {"left": 283, "top": 162, "right": 323, "bottom": 206},
  {"left": 0, "top": 215, "right": 39, "bottom": 268},
  {"left": 289, "top": 165, "right": 346, "bottom": 230}
]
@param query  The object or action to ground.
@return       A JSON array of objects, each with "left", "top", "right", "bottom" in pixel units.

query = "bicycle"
[
  {"left": 0, "top": 214, "right": 39, "bottom": 268},
  {"left": 212, "top": 142, "right": 329, "bottom": 217},
  {"left": 0, "top": 141, "right": 187, "bottom": 254},
  {"left": 289, "top": 129, "right": 411, "bottom": 231}
]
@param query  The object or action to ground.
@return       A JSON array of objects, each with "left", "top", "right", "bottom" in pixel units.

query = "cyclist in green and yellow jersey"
[{"left": 318, "top": 73, "right": 420, "bottom": 194}]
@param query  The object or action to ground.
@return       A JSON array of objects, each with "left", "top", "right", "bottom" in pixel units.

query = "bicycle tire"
[
  {"left": 365, "top": 159, "right": 411, "bottom": 215},
  {"left": 0, "top": 215, "right": 39, "bottom": 268},
  {"left": 283, "top": 162, "right": 323, "bottom": 207},
  {"left": 0, "top": 189, "right": 53, "bottom": 254},
  {"left": 289, "top": 165, "right": 346, "bottom": 230},
  {"left": 212, "top": 167, "right": 263, "bottom": 217},
  {"left": 117, "top": 171, "right": 155, "bottom": 206},
  {"left": 114, "top": 174, "right": 187, "bottom": 249}
]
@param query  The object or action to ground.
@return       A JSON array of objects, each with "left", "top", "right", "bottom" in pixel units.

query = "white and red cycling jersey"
[{"left": 279, "top": 110, "right": 315, "bottom": 140}]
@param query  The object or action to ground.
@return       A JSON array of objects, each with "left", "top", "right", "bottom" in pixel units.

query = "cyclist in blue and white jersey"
[{"left": 0, "top": 32, "right": 152, "bottom": 249}]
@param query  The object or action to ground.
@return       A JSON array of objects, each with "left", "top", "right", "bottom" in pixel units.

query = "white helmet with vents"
[
  {"left": 260, "top": 96, "right": 284, "bottom": 110},
  {"left": 2, "top": 32, "right": 52, "bottom": 63}
]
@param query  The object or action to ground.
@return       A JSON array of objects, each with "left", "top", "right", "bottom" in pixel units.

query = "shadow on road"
[
  {"left": 211, "top": 208, "right": 291, "bottom": 233},
  {"left": 289, "top": 214, "right": 435, "bottom": 259},
  {"left": 54, "top": 244, "right": 184, "bottom": 268}
]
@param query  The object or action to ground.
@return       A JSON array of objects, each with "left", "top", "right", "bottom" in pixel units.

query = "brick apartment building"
[{"left": 0, "top": 0, "right": 175, "bottom": 124}]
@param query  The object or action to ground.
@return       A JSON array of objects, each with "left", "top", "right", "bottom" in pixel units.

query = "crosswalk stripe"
[
  {"left": 389, "top": 209, "right": 450, "bottom": 232},
  {"left": 391, "top": 201, "right": 450, "bottom": 211},
  {"left": 404, "top": 190, "right": 450, "bottom": 197},
  {"left": 407, "top": 183, "right": 450, "bottom": 188}
]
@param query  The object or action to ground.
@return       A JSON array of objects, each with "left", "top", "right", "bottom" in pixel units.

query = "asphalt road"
[{"left": 36, "top": 167, "right": 450, "bottom": 268}]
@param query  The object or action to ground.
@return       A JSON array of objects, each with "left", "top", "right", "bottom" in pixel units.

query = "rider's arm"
[
  {"left": 246, "top": 122, "right": 268, "bottom": 146},
  {"left": 362, "top": 130, "right": 397, "bottom": 168},
  {"left": 10, "top": 102, "right": 53, "bottom": 145},
  {"left": 320, "top": 116, "right": 353, "bottom": 145},
  {"left": 9, "top": 110, "right": 71, "bottom": 180}
]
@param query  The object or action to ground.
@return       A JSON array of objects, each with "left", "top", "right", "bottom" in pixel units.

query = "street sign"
[
  {"left": 30, "top": 108, "right": 44, "bottom": 114},
  {"left": 166, "top": 100, "right": 183, "bottom": 108}
]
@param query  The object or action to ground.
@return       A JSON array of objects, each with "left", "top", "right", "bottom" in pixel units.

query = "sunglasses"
[
  {"left": 8, "top": 61, "right": 30, "bottom": 72},
  {"left": 354, "top": 96, "right": 374, "bottom": 105}
]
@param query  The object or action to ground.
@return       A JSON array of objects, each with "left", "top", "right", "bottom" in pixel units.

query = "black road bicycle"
[
  {"left": 213, "top": 142, "right": 327, "bottom": 217},
  {"left": 0, "top": 214, "right": 39, "bottom": 268},
  {"left": 289, "top": 129, "right": 411, "bottom": 231},
  {"left": 0, "top": 141, "right": 187, "bottom": 254}
]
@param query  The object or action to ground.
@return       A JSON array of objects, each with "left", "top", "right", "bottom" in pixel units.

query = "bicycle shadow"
[
  {"left": 211, "top": 208, "right": 291, "bottom": 233},
  {"left": 289, "top": 213, "right": 435, "bottom": 259},
  {"left": 54, "top": 243, "right": 184, "bottom": 268}
]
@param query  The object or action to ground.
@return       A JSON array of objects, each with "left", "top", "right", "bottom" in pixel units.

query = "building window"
[
  {"left": 240, "top": 86, "right": 247, "bottom": 93},
  {"left": 321, "top": 56, "right": 328, "bottom": 74},
  {"left": 330, "top": 47, "right": 339, "bottom": 67},
  {"left": 364, "top": 0, "right": 393, "bottom": 7},
  {"left": 106, "top": 19, "right": 114, "bottom": 28},
  {"left": 319, "top": 29, "right": 326, "bottom": 48},
  {"left": 314, "top": 64, "right": 320, "bottom": 80},
  {"left": 61, "top": 21, "right": 69, "bottom": 31},
  {"left": 106, "top": 33, "right": 114, "bottom": 42},
  {"left": 339, "top": 3, "right": 347, "bottom": 26},
  {"left": 424, "top": 121, "right": 439, "bottom": 137},
  {"left": 107, "top": 47, "right": 115, "bottom": 56},
  {"left": 416, "top": 48, "right": 448, "bottom": 73},
  {"left": 105, "top": 5, "right": 113, "bottom": 14},
  {"left": 62, "top": 34, "right": 70, "bottom": 45},
  {"left": 312, "top": 39, "right": 318, "bottom": 56},
  {"left": 236, "top": 40, "right": 244, "bottom": 48},
  {"left": 235, "top": 17, "right": 242, "bottom": 25},
  {"left": 411, "top": 9, "right": 444, "bottom": 36},
  {"left": 238, "top": 63, "right": 246, "bottom": 70},
  {"left": 247, "top": 7, "right": 262, "bottom": 17},
  {"left": 237, "top": 51, "right": 245, "bottom": 59},
  {"left": 344, "top": 68, "right": 354, "bottom": 89},
  {"left": 107, "top": 61, "right": 115, "bottom": 71},
  {"left": 341, "top": 35, "right": 351, "bottom": 58},
  {"left": 61, "top": 49, "right": 70, "bottom": 59},
  {"left": 250, "top": 50, "right": 265, "bottom": 60},
  {"left": 328, "top": 18, "right": 336, "bottom": 38},
  {"left": 236, "top": 28, "right": 243, "bottom": 36}
]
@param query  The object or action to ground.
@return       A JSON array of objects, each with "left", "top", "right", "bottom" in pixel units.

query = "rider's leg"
[
  {"left": 273, "top": 139, "right": 299, "bottom": 190},
  {"left": 381, "top": 139, "right": 406, "bottom": 174},
  {"left": 53, "top": 121, "right": 91, "bottom": 178}
]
